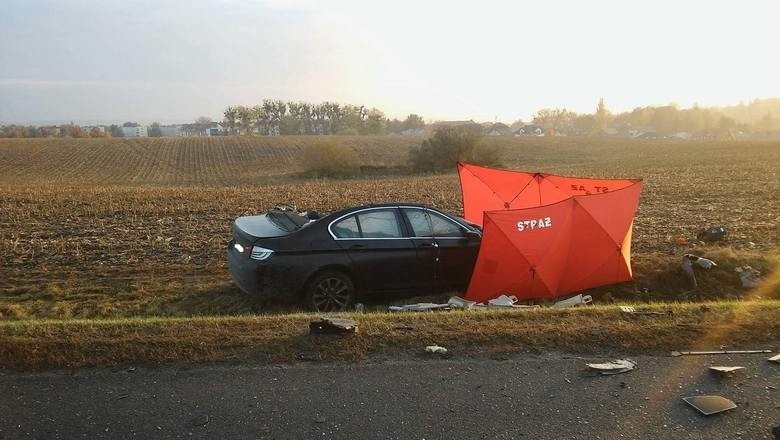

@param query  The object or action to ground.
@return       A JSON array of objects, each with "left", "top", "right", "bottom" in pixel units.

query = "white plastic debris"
[
  {"left": 768, "top": 353, "right": 780, "bottom": 363},
  {"left": 488, "top": 295, "right": 518, "bottom": 307},
  {"left": 447, "top": 296, "right": 477, "bottom": 309},
  {"left": 553, "top": 294, "right": 593, "bottom": 309},
  {"left": 586, "top": 359, "right": 636, "bottom": 375},
  {"left": 424, "top": 345, "right": 448, "bottom": 354}
]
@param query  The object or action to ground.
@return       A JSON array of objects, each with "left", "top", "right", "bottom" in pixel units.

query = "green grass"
[{"left": 2, "top": 300, "right": 777, "bottom": 370}]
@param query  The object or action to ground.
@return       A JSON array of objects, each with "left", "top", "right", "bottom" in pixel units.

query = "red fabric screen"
[{"left": 458, "top": 163, "right": 643, "bottom": 301}]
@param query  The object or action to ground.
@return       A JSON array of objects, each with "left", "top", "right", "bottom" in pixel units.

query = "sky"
[{"left": 0, "top": 0, "right": 778, "bottom": 124}]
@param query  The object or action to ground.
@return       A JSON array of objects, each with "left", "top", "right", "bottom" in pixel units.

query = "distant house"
[
  {"left": 514, "top": 124, "right": 544, "bottom": 136},
  {"left": 122, "top": 125, "right": 148, "bottom": 137},
  {"left": 180, "top": 122, "right": 224, "bottom": 137},
  {"left": 486, "top": 123, "right": 513, "bottom": 136},
  {"left": 399, "top": 128, "right": 427, "bottom": 136}
]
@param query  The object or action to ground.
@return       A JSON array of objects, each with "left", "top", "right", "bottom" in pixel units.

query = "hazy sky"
[{"left": 1, "top": 0, "right": 778, "bottom": 124}]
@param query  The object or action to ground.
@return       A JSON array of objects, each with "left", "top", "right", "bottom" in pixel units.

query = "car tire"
[{"left": 304, "top": 271, "right": 355, "bottom": 312}]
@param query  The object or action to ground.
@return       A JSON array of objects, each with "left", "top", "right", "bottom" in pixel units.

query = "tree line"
[
  {"left": 530, "top": 98, "right": 780, "bottom": 135},
  {"left": 222, "top": 100, "right": 425, "bottom": 136}
]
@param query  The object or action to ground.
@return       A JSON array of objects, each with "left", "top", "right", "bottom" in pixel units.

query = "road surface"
[{"left": 1, "top": 353, "right": 778, "bottom": 439}]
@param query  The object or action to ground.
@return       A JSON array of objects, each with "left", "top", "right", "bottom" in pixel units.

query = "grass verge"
[{"left": 1, "top": 300, "right": 778, "bottom": 370}]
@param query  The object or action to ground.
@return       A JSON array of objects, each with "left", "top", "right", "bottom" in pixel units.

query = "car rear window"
[{"left": 332, "top": 215, "right": 360, "bottom": 238}]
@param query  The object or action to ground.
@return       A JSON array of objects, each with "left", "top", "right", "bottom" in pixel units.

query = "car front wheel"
[{"left": 305, "top": 271, "right": 355, "bottom": 312}]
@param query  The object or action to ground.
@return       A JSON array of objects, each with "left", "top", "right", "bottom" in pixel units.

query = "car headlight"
[
  {"left": 250, "top": 246, "right": 274, "bottom": 261},
  {"left": 233, "top": 243, "right": 245, "bottom": 253}
]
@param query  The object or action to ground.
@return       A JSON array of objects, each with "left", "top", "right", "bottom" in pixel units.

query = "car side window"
[
  {"left": 430, "top": 212, "right": 465, "bottom": 237},
  {"left": 357, "top": 210, "right": 402, "bottom": 238},
  {"left": 403, "top": 208, "right": 433, "bottom": 237},
  {"left": 332, "top": 215, "right": 360, "bottom": 238}
]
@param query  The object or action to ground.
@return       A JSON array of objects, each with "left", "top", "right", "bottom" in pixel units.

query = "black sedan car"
[{"left": 228, "top": 204, "right": 481, "bottom": 311}]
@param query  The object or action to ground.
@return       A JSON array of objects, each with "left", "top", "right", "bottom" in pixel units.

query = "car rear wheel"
[{"left": 305, "top": 271, "right": 355, "bottom": 312}]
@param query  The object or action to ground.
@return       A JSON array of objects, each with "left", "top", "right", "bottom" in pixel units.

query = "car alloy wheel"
[{"left": 307, "top": 272, "right": 355, "bottom": 312}]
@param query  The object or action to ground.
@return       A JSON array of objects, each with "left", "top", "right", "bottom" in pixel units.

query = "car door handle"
[
  {"left": 419, "top": 242, "right": 438, "bottom": 248},
  {"left": 349, "top": 244, "right": 365, "bottom": 250}
]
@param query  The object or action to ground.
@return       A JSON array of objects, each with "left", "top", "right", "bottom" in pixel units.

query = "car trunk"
[{"left": 233, "top": 209, "right": 309, "bottom": 243}]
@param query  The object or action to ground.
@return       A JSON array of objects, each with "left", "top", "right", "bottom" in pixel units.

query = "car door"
[
  {"left": 400, "top": 207, "right": 437, "bottom": 290},
  {"left": 330, "top": 208, "right": 426, "bottom": 294},
  {"left": 427, "top": 210, "right": 480, "bottom": 292}
]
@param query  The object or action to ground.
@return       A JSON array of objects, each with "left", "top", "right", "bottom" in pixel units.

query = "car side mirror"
[{"left": 466, "top": 230, "right": 481, "bottom": 241}]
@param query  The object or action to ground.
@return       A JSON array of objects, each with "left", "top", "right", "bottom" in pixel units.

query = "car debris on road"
[
  {"left": 671, "top": 349, "right": 773, "bottom": 357},
  {"left": 709, "top": 366, "right": 746, "bottom": 377},
  {"left": 586, "top": 359, "right": 636, "bottom": 375},
  {"left": 769, "top": 353, "right": 780, "bottom": 363},
  {"left": 683, "top": 395, "right": 737, "bottom": 416}
]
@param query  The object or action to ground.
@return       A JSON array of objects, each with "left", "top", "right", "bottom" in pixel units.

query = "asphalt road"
[{"left": 1, "top": 353, "right": 778, "bottom": 440}]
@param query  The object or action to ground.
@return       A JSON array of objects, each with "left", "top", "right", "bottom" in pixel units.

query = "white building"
[{"left": 122, "top": 125, "right": 148, "bottom": 137}]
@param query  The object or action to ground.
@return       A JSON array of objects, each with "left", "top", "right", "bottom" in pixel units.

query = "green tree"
[
  {"left": 409, "top": 126, "right": 485, "bottom": 172},
  {"left": 148, "top": 122, "right": 162, "bottom": 137},
  {"left": 109, "top": 124, "right": 123, "bottom": 137},
  {"left": 402, "top": 114, "right": 425, "bottom": 131}
]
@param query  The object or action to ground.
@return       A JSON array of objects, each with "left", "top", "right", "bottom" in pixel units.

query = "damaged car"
[{"left": 228, "top": 204, "right": 481, "bottom": 311}]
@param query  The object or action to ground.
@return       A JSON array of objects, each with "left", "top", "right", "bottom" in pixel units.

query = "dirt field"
[{"left": 1, "top": 136, "right": 778, "bottom": 319}]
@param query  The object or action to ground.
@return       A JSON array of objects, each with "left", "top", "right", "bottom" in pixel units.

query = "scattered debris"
[
  {"left": 309, "top": 318, "right": 357, "bottom": 334},
  {"left": 683, "top": 395, "right": 737, "bottom": 415},
  {"left": 116, "top": 392, "right": 130, "bottom": 400},
  {"left": 553, "top": 294, "right": 592, "bottom": 309},
  {"left": 682, "top": 254, "right": 717, "bottom": 289},
  {"left": 709, "top": 366, "right": 746, "bottom": 377},
  {"left": 424, "top": 345, "right": 448, "bottom": 355},
  {"left": 447, "top": 296, "right": 477, "bottom": 309},
  {"left": 586, "top": 359, "right": 636, "bottom": 375},
  {"left": 488, "top": 295, "right": 518, "bottom": 307},
  {"left": 769, "top": 354, "right": 780, "bottom": 363},
  {"left": 734, "top": 266, "right": 762, "bottom": 288},
  {"left": 389, "top": 302, "right": 451, "bottom": 312},
  {"left": 619, "top": 306, "right": 668, "bottom": 316},
  {"left": 192, "top": 414, "right": 210, "bottom": 427},
  {"left": 672, "top": 235, "right": 688, "bottom": 245},
  {"left": 671, "top": 349, "right": 772, "bottom": 357},
  {"left": 697, "top": 226, "right": 728, "bottom": 242}
]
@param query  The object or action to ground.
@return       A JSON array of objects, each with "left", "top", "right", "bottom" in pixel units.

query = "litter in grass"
[
  {"left": 682, "top": 254, "right": 718, "bottom": 289},
  {"left": 671, "top": 349, "right": 772, "bottom": 357},
  {"left": 734, "top": 266, "right": 762, "bottom": 288},
  {"left": 586, "top": 359, "right": 636, "bottom": 375},
  {"left": 309, "top": 318, "right": 357, "bottom": 334},
  {"left": 389, "top": 303, "right": 451, "bottom": 312},
  {"left": 553, "top": 294, "right": 592, "bottom": 309},
  {"left": 709, "top": 366, "right": 745, "bottom": 377},
  {"left": 619, "top": 306, "right": 668, "bottom": 316},
  {"left": 683, "top": 395, "right": 737, "bottom": 415},
  {"left": 447, "top": 296, "right": 477, "bottom": 309},
  {"left": 424, "top": 345, "right": 448, "bottom": 354},
  {"left": 697, "top": 226, "right": 728, "bottom": 242},
  {"left": 769, "top": 354, "right": 780, "bottom": 363}
]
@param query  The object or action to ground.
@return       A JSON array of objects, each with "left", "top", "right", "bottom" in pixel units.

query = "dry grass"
[
  {"left": 0, "top": 136, "right": 779, "bottom": 320},
  {"left": 0, "top": 300, "right": 777, "bottom": 370}
]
